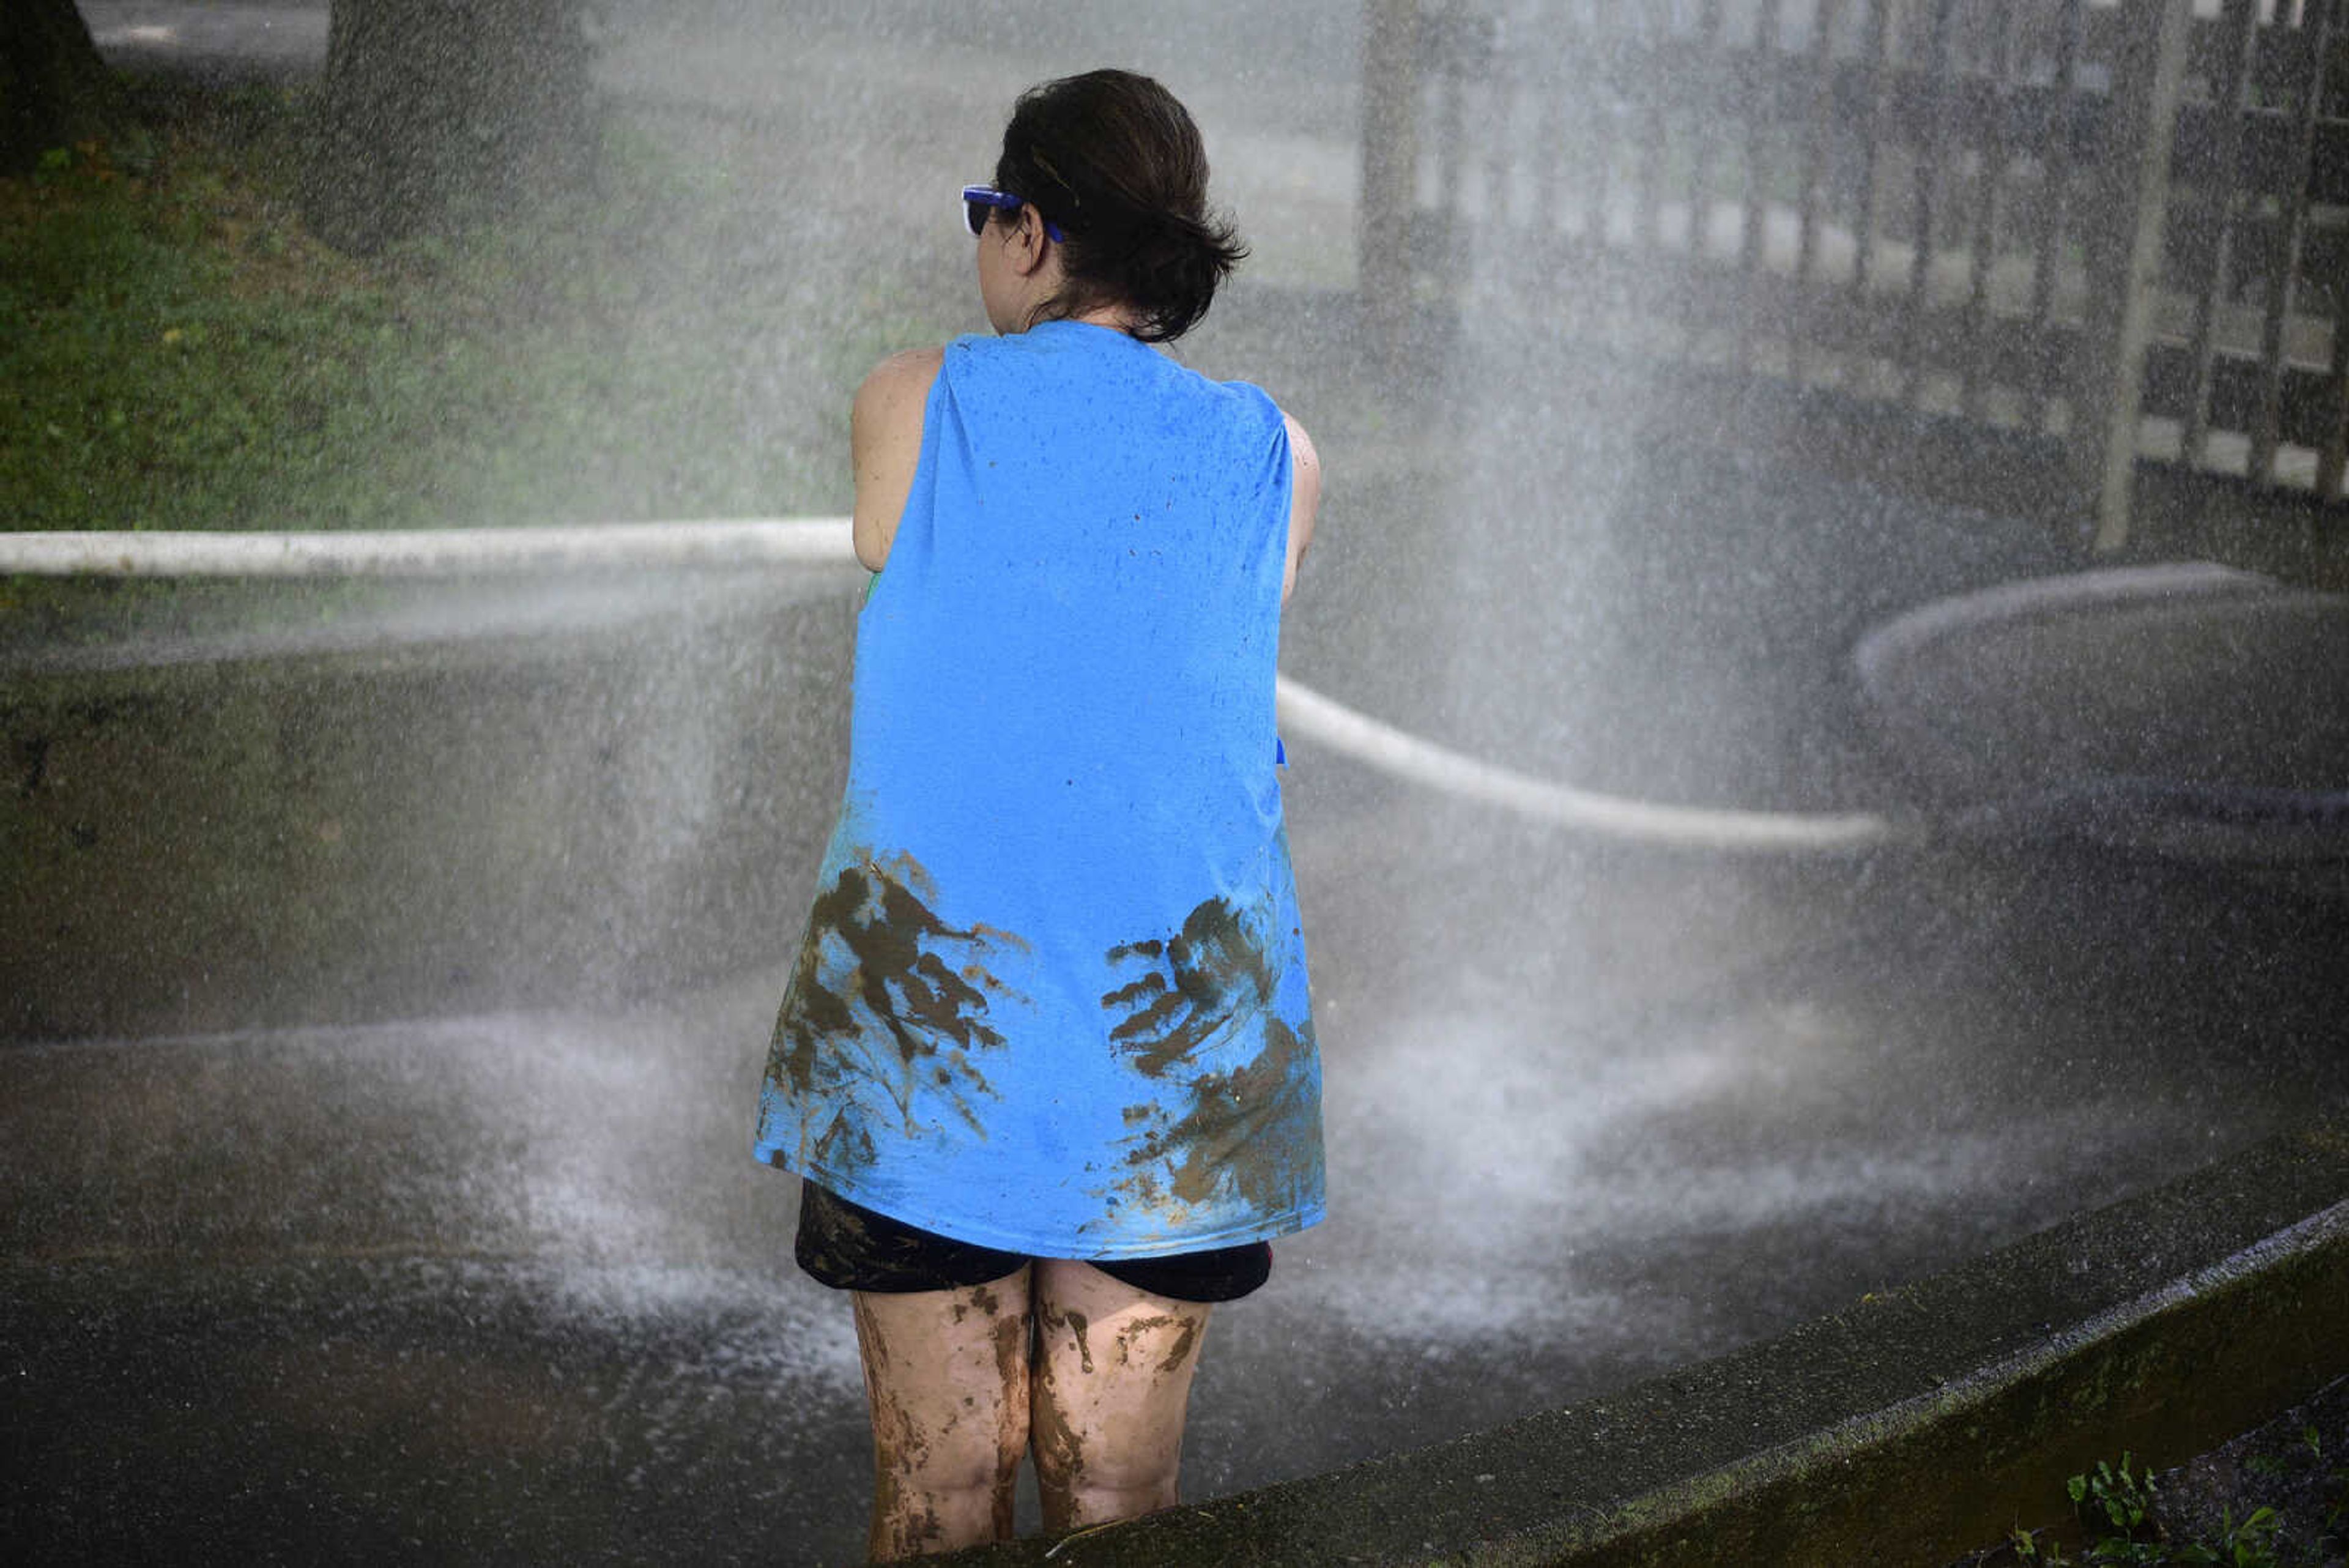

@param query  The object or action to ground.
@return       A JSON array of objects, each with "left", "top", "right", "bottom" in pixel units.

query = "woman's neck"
[{"left": 1024, "top": 300, "right": 1143, "bottom": 336}]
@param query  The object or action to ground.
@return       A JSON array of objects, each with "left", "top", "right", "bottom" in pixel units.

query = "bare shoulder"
[
  {"left": 850, "top": 347, "right": 945, "bottom": 571},
  {"left": 854, "top": 346, "right": 945, "bottom": 429},
  {"left": 1278, "top": 408, "right": 1321, "bottom": 606},
  {"left": 1282, "top": 411, "right": 1322, "bottom": 501}
]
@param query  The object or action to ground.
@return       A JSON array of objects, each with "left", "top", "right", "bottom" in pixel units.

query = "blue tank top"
[{"left": 752, "top": 320, "right": 1324, "bottom": 1259}]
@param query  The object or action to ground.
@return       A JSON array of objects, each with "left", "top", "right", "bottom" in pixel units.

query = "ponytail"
[{"left": 995, "top": 70, "right": 1246, "bottom": 343}]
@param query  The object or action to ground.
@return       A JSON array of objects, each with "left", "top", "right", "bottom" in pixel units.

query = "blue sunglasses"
[{"left": 962, "top": 185, "right": 1065, "bottom": 243}]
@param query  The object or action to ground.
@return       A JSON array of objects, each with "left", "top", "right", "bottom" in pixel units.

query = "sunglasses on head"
[{"left": 962, "top": 185, "right": 1065, "bottom": 242}]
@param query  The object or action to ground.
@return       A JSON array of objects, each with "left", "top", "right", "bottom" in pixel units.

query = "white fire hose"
[{"left": 1, "top": 520, "right": 1903, "bottom": 852}]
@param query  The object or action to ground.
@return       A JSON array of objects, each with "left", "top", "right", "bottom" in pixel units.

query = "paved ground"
[
  {"left": 10, "top": 520, "right": 2345, "bottom": 1563},
  {"left": 9, "top": 811, "right": 2345, "bottom": 1565}
]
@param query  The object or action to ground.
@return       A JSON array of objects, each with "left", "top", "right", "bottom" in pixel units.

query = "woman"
[{"left": 752, "top": 68, "right": 1324, "bottom": 1561}]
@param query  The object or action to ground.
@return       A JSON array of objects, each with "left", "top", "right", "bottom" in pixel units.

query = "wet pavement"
[{"left": 9, "top": 788, "right": 2346, "bottom": 1564}]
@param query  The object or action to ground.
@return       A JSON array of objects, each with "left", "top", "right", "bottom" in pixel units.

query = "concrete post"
[
  {"left": 1360, "top": 0, "right": 1422, "bottom": 367},
  {"left": 2076, "top": 0, "right": 2193, "bottom": 551}
]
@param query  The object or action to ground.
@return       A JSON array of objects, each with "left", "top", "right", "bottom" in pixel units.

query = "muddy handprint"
[
  {"left": 768, "top": 851, "right": 1027, "bottom": 1143},
  {"left": 1099, "top": 894, "right": 1280, "bottom": 1078}
]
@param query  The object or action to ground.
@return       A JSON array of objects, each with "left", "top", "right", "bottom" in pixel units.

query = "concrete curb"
[{"left": 962, "top": 1115, "right": 2349, "bottom": 1566}]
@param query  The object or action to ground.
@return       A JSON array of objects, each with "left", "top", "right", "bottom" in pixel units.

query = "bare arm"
[
  {"left": 1281, "top": 412, "right": 1321, "bottom": 608},
  {"left": 850, "top": 347, "right": 945, "bottom": 573}
]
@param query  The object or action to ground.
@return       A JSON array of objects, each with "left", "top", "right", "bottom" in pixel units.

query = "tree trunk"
[
  {"left": 302, "top": 0, "right": 596, "bottom": 255},
  {"left": 0, "top": 0, "right": 142, "bottom": 175}
]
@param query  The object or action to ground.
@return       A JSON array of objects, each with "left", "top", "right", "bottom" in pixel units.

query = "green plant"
[
  {"left": 1991, "top": 1408, "right": 2349, "bottom": 1568},
  {"left": 2156, "top": 1504, "right": 2284, "bottom": 1568},
  {"left": 2012, "top": 1523, "right": 2076, "bottom": 1566},
  {"left": 2218, "top": 1505, "right": 2284, "bottom": 1567},
  {"left": 2029, "top": 1454, "right": 2298, "bottom": 1568},
  {"left": 2073, "top": 1452, "right": 2162, "bottom": 1549}
]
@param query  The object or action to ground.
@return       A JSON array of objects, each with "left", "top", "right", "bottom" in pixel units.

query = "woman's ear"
[{"left": 1012, "top": 204, "right": 1052, "bottom": 276}]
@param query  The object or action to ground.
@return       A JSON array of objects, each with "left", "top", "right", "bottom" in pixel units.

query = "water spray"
[{"left": 0, "top": 516, "right": 2125, "bottom": 860}]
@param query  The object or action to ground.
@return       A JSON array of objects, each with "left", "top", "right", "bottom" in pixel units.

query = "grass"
[
  {"left": 0, "top": 77, "right": 917, "bottom": 541},
  {"left": 0, "top": 75, "right": 986, "bottom": 642}
]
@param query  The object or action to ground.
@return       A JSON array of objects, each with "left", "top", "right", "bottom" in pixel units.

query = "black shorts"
[{"left": 793, "top": 1181, "right": 1271, "bottom": 1304}]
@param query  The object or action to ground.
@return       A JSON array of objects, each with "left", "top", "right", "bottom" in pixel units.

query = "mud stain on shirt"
[
  {"left": 1102, "top": 894, "right": 1279, "bottom": 1079},
  {"left": 1116, "top": 1017, "right": 1318, "bottom": 1213},
  {"left": 1097, "top": 893, "right": 1319, "bottom": 1219},
  {"left": 766, "top": 849, "right": 1027, "bottom": 1179}
]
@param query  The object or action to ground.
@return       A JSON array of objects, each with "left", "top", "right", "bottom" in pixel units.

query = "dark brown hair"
[{"left": 991, "top": 69, "right": 1247, "bottom": 343}]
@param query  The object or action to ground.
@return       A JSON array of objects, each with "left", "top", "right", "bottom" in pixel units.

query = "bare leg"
[
  {"left": 851, "top": 1266, "right": 1032, "bottom": 1562},
  {"left": 1030, "top": 1258, "right": 1214, "bottom": 1534}
]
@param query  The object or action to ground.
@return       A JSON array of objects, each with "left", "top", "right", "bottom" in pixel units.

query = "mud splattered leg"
[
  {"left": 852, "top": 1266, "right": 1032, "bottom": 1561},
  {"left": 1030, "top": 1259, "right": 1212, "bottom": 1534}
]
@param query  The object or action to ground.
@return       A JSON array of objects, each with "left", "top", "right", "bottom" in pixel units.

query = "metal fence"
[{"left": 1381, "top": 0, "right": 2349, "bottom": 544}]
